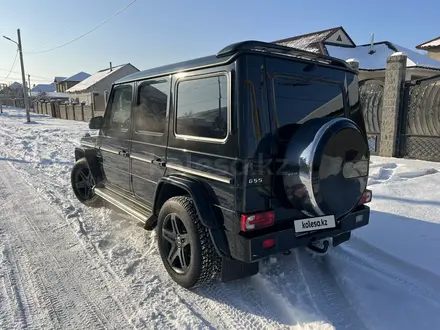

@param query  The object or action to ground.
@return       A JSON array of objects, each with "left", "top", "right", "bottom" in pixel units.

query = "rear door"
[
  {"left": 98, "top": 83, "right": 133, "bottom": 192},
  {"left": 130, "top": 77, "right": 170, "bottom": 204}
]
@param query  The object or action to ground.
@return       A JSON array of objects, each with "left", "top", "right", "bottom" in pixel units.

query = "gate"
[
  {"left": 359, "top": 80, "right": 384, "bottom": 155},
  {"left": 400, "top": 75, "right": 440, "bottom": 161}
]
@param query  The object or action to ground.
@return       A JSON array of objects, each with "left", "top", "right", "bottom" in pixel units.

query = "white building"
[
  {"left": 66, "top": 63, "right": 139, "bottom": 111},
  {"left": 274, "top": 26, "right": 440, "bottom": 81}
]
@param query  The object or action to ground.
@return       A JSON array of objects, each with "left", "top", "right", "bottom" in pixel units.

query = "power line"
[
  {"left": 26, "top": 0, "right": 138, "bottom": 55},
  {"left": 0, "top": 68, "right": 52, "bottom": 80},
  {"left": 3, "top": 50, "right": 19, "bottom": 80},
  {"left": 1, "top": 75, "right": 50, "bottom": 82}
]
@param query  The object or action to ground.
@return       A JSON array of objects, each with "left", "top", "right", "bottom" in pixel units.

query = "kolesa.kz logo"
[{"left": 302, "top": 219, "right": 328, "bottom": 229}]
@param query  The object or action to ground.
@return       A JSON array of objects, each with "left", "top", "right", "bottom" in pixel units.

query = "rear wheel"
[
  {"left": 157, "top": 196, "right": 221, "bottom": 288},
  {"left": 71, "top": 158, "right": 102, "bottom": 207}
]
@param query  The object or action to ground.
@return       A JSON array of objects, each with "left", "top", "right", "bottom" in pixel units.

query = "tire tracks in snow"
[
  {"left": 0, "top": 162, "right": 133, "bottom": 330},
  {"left": 259, "top": 251, "right": 367, "bottom": 330},
  {"left": 331, "top": 237, "right": 440, "bottom": 307},
  {"left": 0, "top": 131, "right": 226, "bottom": 329}
]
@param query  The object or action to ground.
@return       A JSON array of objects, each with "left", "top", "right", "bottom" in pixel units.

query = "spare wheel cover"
[{"left": 282, "top": 118, "right": 369, "bottom": 219}]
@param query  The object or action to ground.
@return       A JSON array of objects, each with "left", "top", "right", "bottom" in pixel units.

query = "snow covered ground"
[{"left": 1, "top": 107, "right": 440, "bottom": 330}]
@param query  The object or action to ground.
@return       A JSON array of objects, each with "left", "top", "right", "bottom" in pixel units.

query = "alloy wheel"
[
  {"left": 75, "top": 167, "right": 94, "bottom": 200},
  {"left": 161, "top": 213, "right": 191, "bottom": 274}
]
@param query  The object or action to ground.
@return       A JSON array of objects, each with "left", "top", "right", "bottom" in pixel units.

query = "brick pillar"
[{"left": 379, "top": 52, "right": 407, "bottom": 157}]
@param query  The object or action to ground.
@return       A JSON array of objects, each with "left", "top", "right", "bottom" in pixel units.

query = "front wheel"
[
  {"left": 71, "top": 158, "right": 102, "bottom": 207},
  {"left": 157, "top": 196, "right": 221, "bottom": 288}
]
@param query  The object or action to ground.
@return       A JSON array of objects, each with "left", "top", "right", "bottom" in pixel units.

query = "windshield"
[{"left": 273, "top": 76, "right": 345, "bottom": 127}]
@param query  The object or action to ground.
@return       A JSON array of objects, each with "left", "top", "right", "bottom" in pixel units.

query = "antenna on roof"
[{"left": 369, "top": 33, "right": 376, "bottom": 55}]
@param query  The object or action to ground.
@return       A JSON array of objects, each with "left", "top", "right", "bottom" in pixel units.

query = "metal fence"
[
  {"left": 399, "top": 76, "right": 440, "bottom": 161},
  {"left": 359, "top": 80, "right": 384, "bottom": 155}
]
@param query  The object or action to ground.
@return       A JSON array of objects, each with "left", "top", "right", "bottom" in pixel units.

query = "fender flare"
[
  {"left": 153, "top": 175, "right": 231, "bottom": 258},
  {"left": 74, "top": 147, "right": 103, "bottom": 184}
]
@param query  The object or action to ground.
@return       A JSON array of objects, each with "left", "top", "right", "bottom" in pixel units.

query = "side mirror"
[{"left": 89, "top": 116, "right": 104, "bottom": 129}]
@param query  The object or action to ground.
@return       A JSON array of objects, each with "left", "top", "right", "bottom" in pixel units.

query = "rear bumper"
[{"left": 226, "top": 206, "right": 370, "bottom": 263}]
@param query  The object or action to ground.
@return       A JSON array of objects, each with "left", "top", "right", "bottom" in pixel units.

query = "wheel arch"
[
  {"left": 153, "top": 175, "right": 231, "bottom": 258},
  {"left": 74, "top": 147, "right": 103, "bottom": 184}
]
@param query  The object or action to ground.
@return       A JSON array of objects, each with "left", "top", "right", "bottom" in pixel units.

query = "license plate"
[{"left": 294, "top": 215, "right": 336, "bottom": 233}]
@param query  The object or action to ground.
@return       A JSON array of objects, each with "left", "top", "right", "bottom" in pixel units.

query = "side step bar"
[{"left": 94, "top": 187, "right": 150, "bottom": 225}]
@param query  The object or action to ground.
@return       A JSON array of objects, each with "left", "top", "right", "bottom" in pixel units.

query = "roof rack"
[{"left": 216, "top": 40, "right": 350, "bottom": 69}]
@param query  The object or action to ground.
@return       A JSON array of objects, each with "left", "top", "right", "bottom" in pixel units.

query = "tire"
[
  {"left": 71, "top": 158, "right": 102, "bottom": 208},
  {"left": 157, "top": 196, "right": 221, "bottom": 288}
]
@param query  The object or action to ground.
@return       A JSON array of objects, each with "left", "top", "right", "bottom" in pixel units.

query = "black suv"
[{"left": 71, "top": 41, "right": 372, "bottom": 288}]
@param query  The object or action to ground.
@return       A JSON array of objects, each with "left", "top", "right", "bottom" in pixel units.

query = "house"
[
  {"left": 416, "top": 36, "right": 440, "bottom": 61},
  {"left": 31, "top": 83, "right": 56, "bottom": 93},
  {"left": 274, "top": 27, "right": 440, "bottom": 81},
  {"left": 54, "top": 76, "right": 66, "bottom": 84},
  {"left": 55, "top": 72, "right": 90, "bottom": 92},
  {"left": 66, "top": 63, "right": 139, "bottom": 111},
  {"left": 9, "top": 82, "right": 23, "bottom": 89}
]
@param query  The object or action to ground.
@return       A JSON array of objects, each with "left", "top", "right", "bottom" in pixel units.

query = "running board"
[{"left": 94, "top": 187, "right": 150, "bottom": 225}]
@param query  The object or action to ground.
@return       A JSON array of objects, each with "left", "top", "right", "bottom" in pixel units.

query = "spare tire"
[{"left": 282, "top": 118, "right": 369, "bottom": 219}]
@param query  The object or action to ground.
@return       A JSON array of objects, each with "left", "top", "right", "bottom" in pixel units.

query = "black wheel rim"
[
  {"left": 75, "top": 167, "right": 94, "bottom": 200},
  {"left": 162, "top": 213, "right": 191, "bottom": 274}
]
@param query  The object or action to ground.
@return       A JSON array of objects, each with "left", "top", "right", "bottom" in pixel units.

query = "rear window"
[{"left": 273, "top": 76, "right": 345, "bottom": 126}]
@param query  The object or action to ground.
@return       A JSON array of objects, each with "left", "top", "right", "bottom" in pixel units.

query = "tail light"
[
  {"left": 241, "top": 211, "right": 275, "bottom": 231},
  {"left": 359, "top": 189, "right": 372, "bottom": 205}
]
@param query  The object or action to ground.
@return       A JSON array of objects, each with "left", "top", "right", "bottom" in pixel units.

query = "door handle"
[{"left": 119, "top": 149, "right": 130, "bottom": 157}]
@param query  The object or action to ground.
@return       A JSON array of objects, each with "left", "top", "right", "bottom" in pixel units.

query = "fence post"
[
  {"left": 91, "top": 102, "right": 95, "bottom": 118},
  {"left": 379, "top": 52, "right": 407, "bottom": 157},
  {"left": 72, "top": 102, "right": 76, "bottom": 120},
  {"left": 64, "top": 103, "right": 68, "bottom": 119},
  {"left": 81, "top": 101, "right": 85, "bottom": 121}
]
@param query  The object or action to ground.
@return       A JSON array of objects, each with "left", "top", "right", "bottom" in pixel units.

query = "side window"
[
  {"left": 135, "top": 78, "right": 169, "bottom": 133},
  {"left": 106, "top": 85, "right": 133, "bottom": 130},
  {"left": 176, "top": 75, "right": 228, "bottom": 140}
]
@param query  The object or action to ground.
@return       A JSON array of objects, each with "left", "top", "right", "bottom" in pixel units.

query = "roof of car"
[
  {"left": 116, "top": 40, "right": 350, "bottom": 84},
  {"left": 115, "top": 55, "right": 228, "bottom": 84}
]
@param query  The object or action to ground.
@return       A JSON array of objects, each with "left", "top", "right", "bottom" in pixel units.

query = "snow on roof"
[
  {"left": 31, "top": 83, "right": 56, "bottom": 93},
  {"left": 66, "top": 65, "right": 127, "bottom": 93},
  {"left": 273, "top": 27, "right": 357, "bottom": 54},
  {"left": 326, "top": 42, "right": 440, "bottom": 70},
  {"left": 416, "top": 36, "right": 440, "bottom": 50},
  {"left": 63, "top": 71, "right": 91, "bottom": 82},
  {"left": 30, "top": 91, "right": 69, "bottom": 98},
  {"left": 274, "top": 29, "right": 337, "bottom": 53}
]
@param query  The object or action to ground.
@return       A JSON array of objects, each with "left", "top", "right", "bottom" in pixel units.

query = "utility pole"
[
  {"left": 3, "top": 29, "right": 31, "bottom": 122},
  {"left": 17, "top": 29, "right": 31, "bottom": 122}
]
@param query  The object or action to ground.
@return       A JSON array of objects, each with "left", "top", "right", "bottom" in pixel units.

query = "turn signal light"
[
  {"left": 240, "top": 211, "right": 275, "bottom": 231},
  {"left": 359, "top": 189, "right": 372, "bottom": 205}
]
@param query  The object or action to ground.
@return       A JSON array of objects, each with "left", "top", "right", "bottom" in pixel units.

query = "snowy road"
[{"left": 1, "top": 108, "right": 440, "bottom": 330}]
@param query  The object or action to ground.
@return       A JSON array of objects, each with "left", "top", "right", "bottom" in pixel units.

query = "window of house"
[
  {"left": 135, "top": 78, "right": 169, "bottom": 133},
  {"left": 107, "top": 85, "right": 132, "bottom": 130},
  {"left": 175, "top": 75, "right": 228, "bottom": 140}
]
